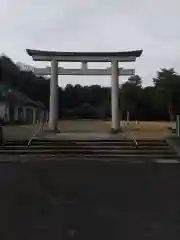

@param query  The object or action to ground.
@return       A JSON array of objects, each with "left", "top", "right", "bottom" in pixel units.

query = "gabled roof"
[{"left": 0, "top": 84, "right": 45, "bottom": 109}]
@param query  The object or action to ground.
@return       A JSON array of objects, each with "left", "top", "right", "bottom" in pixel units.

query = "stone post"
[
  {"left": 49, "top": 59, "right": 59, "bottom": 131},
  {"left": 111, "top": 60, "right": 120, "bottom": 133}
]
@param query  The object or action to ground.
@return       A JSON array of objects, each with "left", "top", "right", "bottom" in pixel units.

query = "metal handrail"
[
  {"left": 132, "top": 135, "right": 138, "bottom": 147},
  {"left": 121, "top": 121, "right": 138, "bottom": 147},
  {"left": 28, "top": 122, "right": 45, "bottom": 148}
]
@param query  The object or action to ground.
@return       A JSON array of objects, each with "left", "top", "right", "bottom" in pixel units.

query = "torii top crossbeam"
[{"left": 26, "top": 49, "right": 142, "bottom": 62}]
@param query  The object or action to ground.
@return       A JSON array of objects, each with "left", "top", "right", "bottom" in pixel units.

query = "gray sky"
[{"left": 0, "top": 0, "right": 180, "bottom": 87}]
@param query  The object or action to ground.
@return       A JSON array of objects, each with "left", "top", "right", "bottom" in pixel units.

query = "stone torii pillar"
[
  {"left": 49, "top": 59, "right": 59, "bottom": 131},
  {"left": 111, "top": 60, "right": 120, "bottom": 132}
]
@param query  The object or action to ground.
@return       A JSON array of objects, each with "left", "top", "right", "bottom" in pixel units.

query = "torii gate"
[{"left": 26, "top": 49, "right": 142, "bottom": 133}]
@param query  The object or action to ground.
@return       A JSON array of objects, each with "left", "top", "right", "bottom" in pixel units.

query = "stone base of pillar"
[
  {"left": 110, "top": 128, "right": 122, "bottom": 134},
  {"left": 45, "top": 128, "right": 61, "bottom": 133}
]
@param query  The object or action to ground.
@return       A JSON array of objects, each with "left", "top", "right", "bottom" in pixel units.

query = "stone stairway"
[{"left": 0, "top": 139, "right": 179, "bottom": 162}]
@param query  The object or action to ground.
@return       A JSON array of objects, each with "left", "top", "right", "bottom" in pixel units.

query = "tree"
[
  {"left": 120, "top": 75, "right": 143, "bottom": 120},
  {"left": 2, "top": 54, "right": 180, "bottom": 121},
  {"left": 127, "top": 75, "right": 142, "bottom": 87},
  {"left": 153, "top": 68, "right": 179, "bottom": 121}
]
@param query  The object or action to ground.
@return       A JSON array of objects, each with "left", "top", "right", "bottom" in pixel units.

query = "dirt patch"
[
  {"left": 2, "top": 121, "right": 174, "bottom": 141},
  {"left": 123, "top": 121, "right": 173, "bottom": 139}
]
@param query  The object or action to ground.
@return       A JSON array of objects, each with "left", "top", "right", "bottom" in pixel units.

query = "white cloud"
[{"left": 0, "top": 0, "right": 180, "bottom": 87}]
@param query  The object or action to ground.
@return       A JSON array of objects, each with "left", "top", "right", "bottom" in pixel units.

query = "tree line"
[{"left": 0, "top": 55, "right": 180, "bottom": 121}]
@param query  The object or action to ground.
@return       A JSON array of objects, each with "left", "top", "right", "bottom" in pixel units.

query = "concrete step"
[
  {"left": 4, "top": 140, "right": 168, "bottom": 147},
  {"left": 25, "top": 139, "right": 167, "bottom": 142},
  {"left": 0, "top": 145, "right": 172, "bottom": 150},
  {"left": 1, "top": 155, "right": 179, "bottom": 163},
  {"left": 0, "top": 149, "right": 176, "bottom": 157},
  {"left": 0, "top": 139, "right": 177, "bottom": 160},
  {"left": 2, "top": 153, "right": 178, "bottom": 159},
  {"left": 0, "top": 149, "right": 175, "bottom": 154}
]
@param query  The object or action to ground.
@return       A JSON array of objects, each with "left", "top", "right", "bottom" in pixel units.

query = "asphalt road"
[{"left": 0, "top": 161, "right": 180, "bottom": 239}]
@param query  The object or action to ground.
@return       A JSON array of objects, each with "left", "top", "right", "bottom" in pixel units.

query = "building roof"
[
  {"left": 0, "top": 85, "right": 45, "bottom": 109},
  {"left": 26, "top": 49, "right": 143, "bottom": 62}
]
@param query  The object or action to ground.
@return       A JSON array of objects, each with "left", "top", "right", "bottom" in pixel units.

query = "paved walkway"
[{"left": 41, "top": 132, "right": 124, "bottom": 140}]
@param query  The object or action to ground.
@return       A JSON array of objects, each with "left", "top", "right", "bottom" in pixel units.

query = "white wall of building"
[{"left": 0, "top": 101, "right": 48, "bottom": 123}]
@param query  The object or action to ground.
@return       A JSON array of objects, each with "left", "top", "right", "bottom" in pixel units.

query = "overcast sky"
[{"left": 0, "top": 0, "right": 180, "bottom": 87}]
